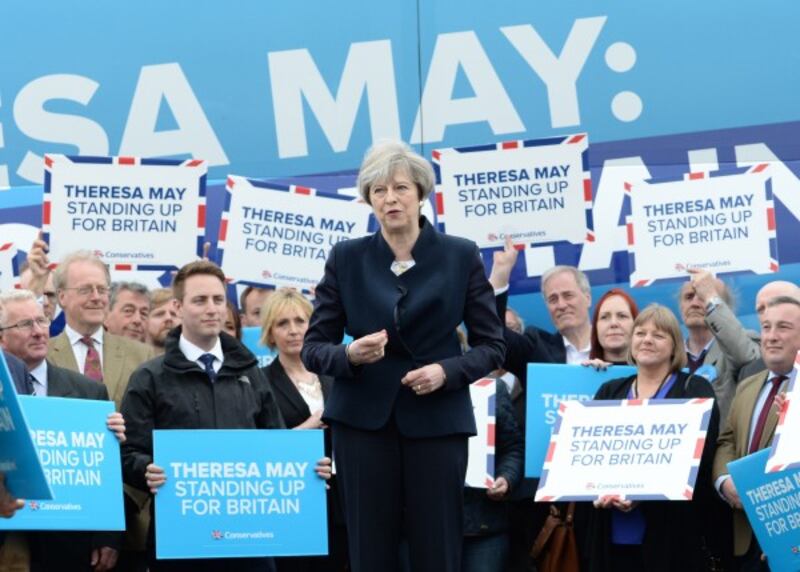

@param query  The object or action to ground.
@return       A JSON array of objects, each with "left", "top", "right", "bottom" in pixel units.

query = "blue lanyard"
[{"left": 627, "top": 373, "right": 678, "bottom": 399}]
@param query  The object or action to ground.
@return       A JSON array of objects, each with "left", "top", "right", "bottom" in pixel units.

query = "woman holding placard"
[
  {"left": 301, "top": 140, "right": 505, "bottom": 572},
  {"left": 584, "top": 304, "right": 722, "bottom": 572}
]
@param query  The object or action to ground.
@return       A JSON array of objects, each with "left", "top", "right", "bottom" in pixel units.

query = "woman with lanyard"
[{"left": 584, "top": 304, "right": 721, "bottom": 572}]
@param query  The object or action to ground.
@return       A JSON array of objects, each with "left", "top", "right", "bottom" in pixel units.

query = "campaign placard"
[
  {"left": 766, "top": 354, "right": 800, "bottom": 473},
  {"left": 218, "top": 176, "right": 372, "bottom": 289},
  {"left": 0, "top": 396, "right": 123, "bottom": 530},
  {"left": 43, "top": 154, "right": 207, "bottom": 269},
  {"left": 154, "top": 429, "right": 327, "bottom": 559},
  {"left": 525, "top": 364, "right": 636, "bottom": 477},
  {"left": 466, "top": 379, "right": 496, "bottom": 488},
  {"left": 0, "top": 355, "right": 52, "bottom": 500},
  {"left": 728, "top": 450, "right": 800, "bottom": 571},
  {"left": 625, "top": 164, "right": 778, "bottom": 286},
  {"left": 535, "top": 398, "right": 713, "bottom": 502},
  {"left": 432, "top": 135, "right": 592, "bottom": 249},
  {"left": 0, "top": 242, "right": 19, "bottom": 292}
]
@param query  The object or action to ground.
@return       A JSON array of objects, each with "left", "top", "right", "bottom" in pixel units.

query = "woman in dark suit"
[
  {"left": 259, "top": 288, "right": 347, "bottom": 572},
  {"left": 301, "top": 140, "right": 506, "bottom": 572},
  {"left": 584, "top": 304, "right": 721, "bottom": 572}
]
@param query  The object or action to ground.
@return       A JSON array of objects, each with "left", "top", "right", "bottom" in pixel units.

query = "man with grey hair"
[
  {"left": 681, "top": 269, "right": 760, "bottom": 421},
  {"left": 47, "top": 251, "right": 155, "bottom": 571},
  {"left": 104, "top": 281, "right": 151, "bottom": 343},
  {"left": 737, "top": 279, "right": 800, "bottom": 381},
  {"left": 0, "top": 289, "right": 126, "bottom": 571},
  {"left": 490, "top": 239, "right": 593, "bottom": 372},
  {"left": 713, "top": 295, "right": 800, "bottom": 569}
]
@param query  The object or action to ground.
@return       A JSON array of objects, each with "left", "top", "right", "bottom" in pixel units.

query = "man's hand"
[
  {"left": 401, "top": 364, "right": 446, "bottom": 395},
  {"left": 0, "top": 474, "right": 24, "bottom": 518},
  {"left": 314, "top": 457, "right": 332, "bottom": 481},
  {"left": 721, "top": 477, "right": 742, "bottom": 509},
  {"left": 346, "top": 330, "right": 388, "bottom": 366},
  {"left": 106, "top": 412, "right": 126, "bottom": 444},
  {"left": 145, "top": 463, "right": 166, "bottom": 494},
  {"left": 488, "top": 236, "right": 520, "bottom": 290},
  {"left": 687, "top": 268, "right": 721, "bottom": 305},
  {"left": 22, "top": 230, "right": 51, "bottom": 296},
  {"left": 486, "top": 476, "right": 509, "bottom": 500},
  {"left": 90, "top": 547, "right": 119, "bottom": 572}
]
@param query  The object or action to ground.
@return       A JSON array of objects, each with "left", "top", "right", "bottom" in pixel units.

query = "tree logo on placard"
[
  {"left": 585, "top": 482, "right": 596, "bottom": 491},
  {"left": 211, "top": 530, "right": 223, "bottom": 540},
  {"left": 488, "top": 233, "right": 499, "bottom": 242},
  {"left": 262, "top": 270, "right": 272, "bottom": 279},
  {"left": 29, "top": 501, "right": 39, "bottom": 511},
  {"left": 94, "top": 250, "right": 104, "bottom": 258}
]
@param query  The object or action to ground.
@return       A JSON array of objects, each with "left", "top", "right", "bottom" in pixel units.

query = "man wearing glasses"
[
  {"left": 46, "top": 251, "right": 155, "bottom": 572},
  {"left": 47, "top": 251, "right": 154, "bottom": 410},
  {"left": 0, "top": 289, "right": 127, "bottom": 571}
]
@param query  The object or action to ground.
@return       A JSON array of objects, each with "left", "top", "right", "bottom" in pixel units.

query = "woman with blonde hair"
[{"left": 260, "top": 288, "right": 347, "bottom": 571}]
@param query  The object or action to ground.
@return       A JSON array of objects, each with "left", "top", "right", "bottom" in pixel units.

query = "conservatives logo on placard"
[{"left": 211, "top": 530, "right": 223, "bottom": 540}]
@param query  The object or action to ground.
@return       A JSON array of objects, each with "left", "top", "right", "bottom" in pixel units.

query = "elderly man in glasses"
[
  {"left": 46, "top": 251, "right": 156, "bottom": 571},
  {"left": 0, "top": 289, "right": 127, "bottom": 571}
]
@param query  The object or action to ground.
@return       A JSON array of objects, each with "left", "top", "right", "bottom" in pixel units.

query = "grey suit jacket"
[
  {"left": 712, "top": 370, "right": 787, "bottom": 556},
  {"left": 704, "top": 301, "right": 761, "bottom": 421},
  {"left": 48, "top": 330, "right": 155, "bottom": 410}
]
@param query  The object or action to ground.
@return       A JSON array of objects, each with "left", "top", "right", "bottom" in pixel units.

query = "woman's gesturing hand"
[{"left": 346, "top": 330, "right": 388, "bottom": 366}]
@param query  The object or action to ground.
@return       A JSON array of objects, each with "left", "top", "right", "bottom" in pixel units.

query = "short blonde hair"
[
  {"left": 357, "top": 140, "right": 435, "bottom": 205},
  {"left": 53, "top": 251, "right": 110, "bottom": 291},
  {"left": 259, "top": 288, "right": 313, "bottom": 349},
  {"left": 628, "top": 304, "right": 688, "bottom": 373}
]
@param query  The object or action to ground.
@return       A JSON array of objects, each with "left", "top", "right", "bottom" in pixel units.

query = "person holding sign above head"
[
  {"left": 584, "top": 304, "right": 721, "bottom": 572},
  {"left": 679, "top": 269, "right": 760, "bottom": 422},
  {"left": 301, "top": 140, "right": 505, "bottom": 572},
  {"left": 713, "top": 295, "right": 800, "bottom": 572},
  {"left": 0, "top": 289, "right": 127, "bottom": 572},
  {"left": 121, "top": 260, "right": 332, "bottom": 572},
  {"left": 260, "top": 288, "right": 348, "bottom": 572}
]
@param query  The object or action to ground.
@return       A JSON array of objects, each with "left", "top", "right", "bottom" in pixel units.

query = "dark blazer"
[
  {"left": 29, "top": 362, "right": 119, "bottom": 572},
  {"left": 584, "top": 371, "right": 722, "bottom": 572},
  {"left": 302, "top": 217, "right": 505, "bottom": 438},
  {"left": 4, "top": 350, "right": 30, "bottom": 394},
  {"left": 262, "top": 358, "right": 332, "bottom": 430}
]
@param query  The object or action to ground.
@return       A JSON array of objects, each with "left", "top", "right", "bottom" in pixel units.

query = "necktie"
[
  {"left": 198, "top": 353, "right": 217, "bottom": 383},
  {"left": 749, "top": 375, "right": 786, "bottom": 453},
  {"left": 25, "top": 373, "right": 36, "bottom": 396},
  {"left": 81, "top": 336, "right": 103, "bottom": 382},
  {"left": 686, "top": 349, "right": 708, "bottom": 374}
]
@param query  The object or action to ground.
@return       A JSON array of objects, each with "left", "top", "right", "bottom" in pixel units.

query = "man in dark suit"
[
  {"left": 713, "top": 295, "right": 800, "bottom": 571},
  {"left": 3, "top": 350, "right": 31, "bottom": 395},
  {"left": 0, "top": 289, "right": 125, "bottom": 572}
]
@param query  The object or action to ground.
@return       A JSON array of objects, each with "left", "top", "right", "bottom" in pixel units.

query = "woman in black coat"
[
  {"left": 301, "top": 140, "right": 506, "bottom": 572},
  {"left": 260, "top": 288, "right": 347, "bottom": 572},
  {"left": 584, "top": 304, "right": 721, "bottom": 572}
]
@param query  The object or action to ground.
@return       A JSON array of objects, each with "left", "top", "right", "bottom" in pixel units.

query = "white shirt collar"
[
  {"left": 65, "top": 324, "right": 104, "bottom": 347},
  {"left": 179, "top": 334, "right": 224, "bottom": 372},
  {"left": 562, "top": 336, "right": 591, "bottom": 365},
  {"left": 29, "top": 360, "right": 48, "bottom": 397},
  {"left": 685, "top": 337, "right": 715, "bottom": 360}
]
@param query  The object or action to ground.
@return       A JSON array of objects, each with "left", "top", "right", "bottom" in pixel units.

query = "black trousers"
[{"left": 331, "top": 420, "right": 469, "bottom": 572}]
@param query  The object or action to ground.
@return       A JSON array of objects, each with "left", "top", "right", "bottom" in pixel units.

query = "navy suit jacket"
[
  {"left": 3, "top": 351, "right": 30, "bottom": 394},
  {"left": 302, "top": 217, "right": 505, "bottom": 437}
]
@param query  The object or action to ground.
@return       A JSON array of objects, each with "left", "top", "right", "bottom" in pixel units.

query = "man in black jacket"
[{"left": 121, "top": 260, "right": 330, "bottom": 572}]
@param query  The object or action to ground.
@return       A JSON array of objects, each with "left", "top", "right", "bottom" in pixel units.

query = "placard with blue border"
[
  {"left": 727, "top": 449, "right": 800, "bottom": 571},
  {"left": 0, "top": 354, "right": 51, "bottom": 500},
  {"left": 535, "top": 398, "right": 713, "bottom": 502},
  {"left": 0, "top": 396, "right": 123, "bottom": 530},
  {"left": 43, "top": 154, "right": 207, "bottom": 270},
  {"left": 525, "top": 364, "right": 636, "bottom": 477},
  {"left": 154, "top": 429, "right": 327, "bottom": 559},
  {"left": 432, "top": 134, "right": 593, "bottom": 249}
]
